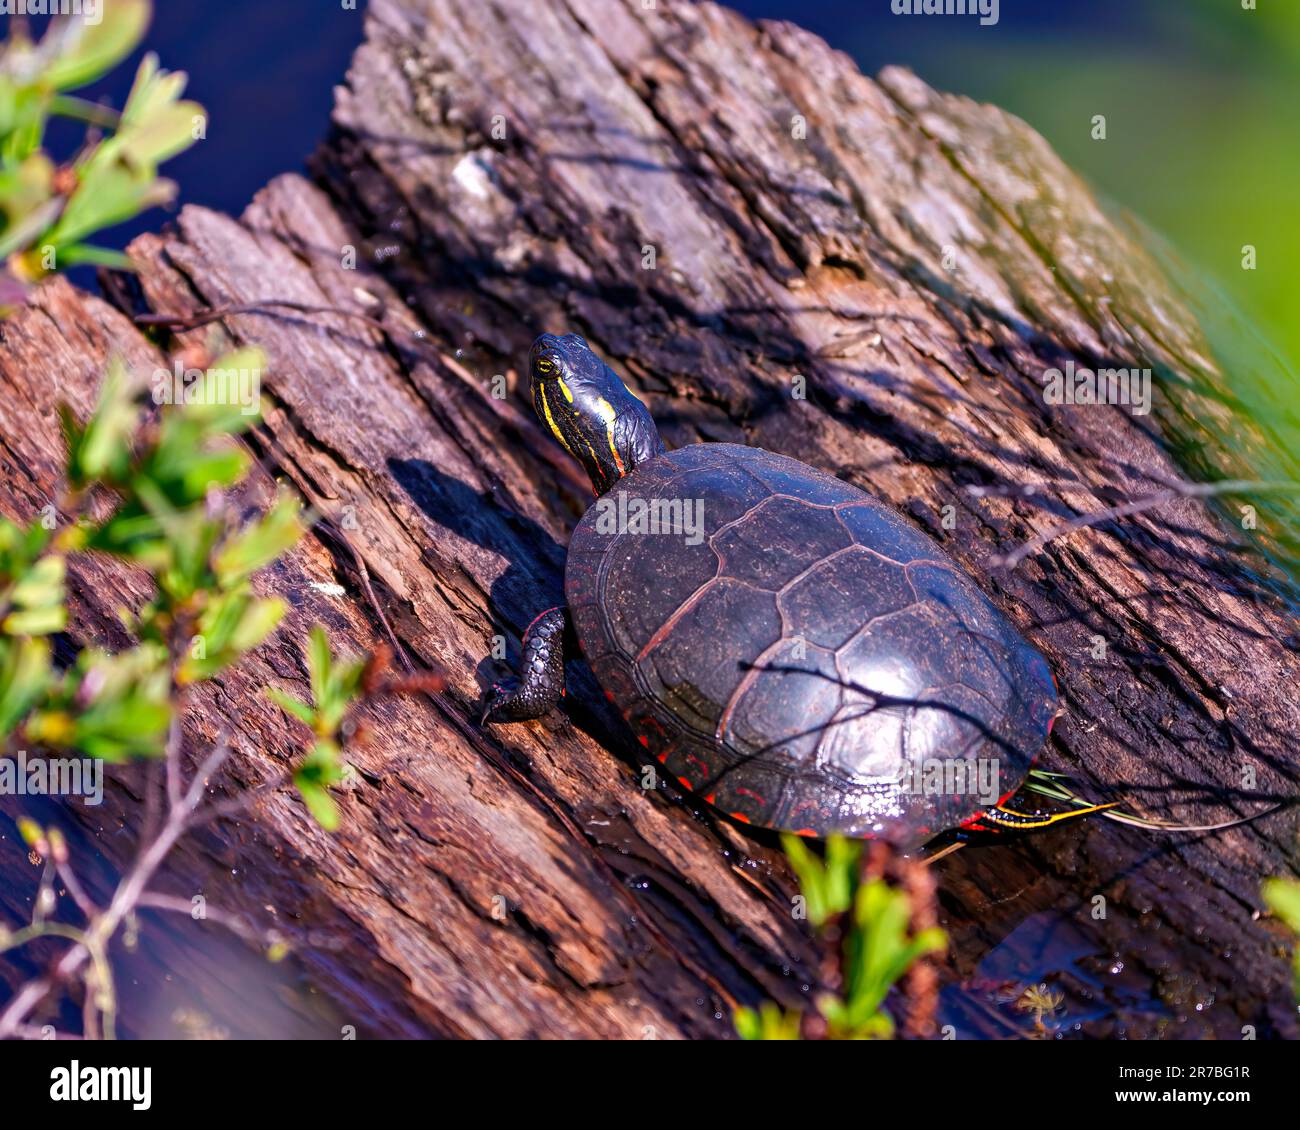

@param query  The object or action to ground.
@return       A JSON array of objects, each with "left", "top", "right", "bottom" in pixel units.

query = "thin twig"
[
  {"left": 0, "top": 735, "right": 230, "bottom": 1039},
  {"left": 183, "top": 734, "right": 234, "bottom": 812},
  {"left": 137, "top": 892, "right": 275, "bottom": 949},
  {"left": 973, "top": 478, "right": 1300, "bottom": 569},
  {"left": 53, "top": 858, "right": 99, "bottom": 920},
  {"left": 135, "top": 300, "right": 395, "bottom": 338}
]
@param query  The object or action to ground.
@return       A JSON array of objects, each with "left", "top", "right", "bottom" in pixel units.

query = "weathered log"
[{"left": 2, "top": 0, "right": 1297, "bottom": 1038}]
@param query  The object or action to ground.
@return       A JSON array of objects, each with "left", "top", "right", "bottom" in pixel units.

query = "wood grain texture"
[{"left": 1, "top": 0, "right": 1296, "bottom": 1038}]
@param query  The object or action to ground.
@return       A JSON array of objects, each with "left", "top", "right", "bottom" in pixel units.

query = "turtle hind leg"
[{"left": 480, "top": 605, "right": 568, "bottom": 724}]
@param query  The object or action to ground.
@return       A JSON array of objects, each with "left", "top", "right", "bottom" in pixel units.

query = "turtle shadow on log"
[
  {"left": 386, "top": 463, "right": 637, "bottom": 738},
  {"left": 387, "top": 456, "right": 565, "bottom": 686}
]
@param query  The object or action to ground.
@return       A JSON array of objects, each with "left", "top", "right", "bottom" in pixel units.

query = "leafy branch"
[
  {"left": 0, "top": 347, "right": 416, "bottom": 1040},
  {"left": 0, "top": 0, "right": 203, "bottom": 306},
  {"left": 736, "top": 836, "right": 946, "bottom": 1040}
]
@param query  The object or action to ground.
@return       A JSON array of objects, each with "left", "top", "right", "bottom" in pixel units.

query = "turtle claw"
[{"left": 479, "top": 682, "right": 516, "bottom": 726}]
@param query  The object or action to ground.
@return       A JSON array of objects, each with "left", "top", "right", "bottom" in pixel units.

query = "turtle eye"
[{"left": 536, "top": 357, "right": 554, "bottom": 375}]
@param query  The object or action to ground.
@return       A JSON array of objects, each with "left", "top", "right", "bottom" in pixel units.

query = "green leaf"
[
  {"left": 0, "top": 176, "right": 61, "bottom": 260},
  {"left": 296, "top": 779, "right": 339, "bottom": 831},
  {"left": 229, "top": 596, "right": 285, "bottom": 653},
  {"left": 824, "top": 834, "right": 859, "bottom": 919},
  {"left": 39, "top": 0, "right": 151, "bottom": 92},
  {"left": 178, "top": 348, "right": 265, "bottom": 432},
  {"left": 65, "top": 356, "right": 138, "bottom": 487},
  {"left": 734, "top": 1002, "right": 801, "bottom": 1041},
  {"left": 176, "top": 447, "right": 251, "bottom": 501},
  {"left": 132, "top": 479, "right": 222, "bottom": 600},
  {"left": 779, "top": 832, "right": 859, "bottom": 927},
  {"left": 54, "top": 244, "right": 136, "bottom": 271},
  {"left": 43, "top": 50, "right": 204, "bottom": 251},
  {"left": 6, "top": 552, "right": 65, "bottom": 622},
  {"left": 319, "top": 656, "right": 366, "bottom": 734},
  {"left": 8, "top": 549, "right": 64, "bottom": 598},
  {"left": 267, "top": 687, "right": 316, "bottom": 728},
  {"left": 839, "top": 879, "right": 946, "bottom": 1034},
  {"left": 1263, "top": 878, "right": 1300, "bottom": 933},
  {"left": 214, "top": 494, "right": 303, "bottom": 586},
  {"left": 45, "top": 165, "right": 173, "bottom": 250},
  {"left": 177, "top": 591, "right": 285, "bottom": 684},
  {"left": 27, "top": 644, "right": 171, "bottom": 761},
  {"left": 1263, "top": 877, "right": 1300, "bottom": 1002},
  {"left": 294, "top": 739, "right": 346, "bottom": 831},
  {"left": 781, "top": 833, "right": 828, "bottom": 925},
  {"left": 0, "top": 636, "right": 52, "bottom": 738},
  {"left": 307, "top": 626, "right": 331, "bottom": 711},
  {"left": 3, "top": 604, "right": 67, "bottom": 636}
]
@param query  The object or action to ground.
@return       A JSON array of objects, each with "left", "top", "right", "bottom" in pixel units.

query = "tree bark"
[{"left": 1, "top": 0, "right": 1296, "bottom": 1038}]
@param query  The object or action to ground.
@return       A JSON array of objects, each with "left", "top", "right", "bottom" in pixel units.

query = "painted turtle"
[{"left": 482, "top": 333, "right": 1062, "bottom": 844}]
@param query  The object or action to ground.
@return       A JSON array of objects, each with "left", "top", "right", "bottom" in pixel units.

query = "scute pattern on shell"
[{"left": 566, "top": 444, "right": 1056, "bottom": 842}]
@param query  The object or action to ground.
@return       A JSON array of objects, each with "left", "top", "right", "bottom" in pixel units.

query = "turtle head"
[{"left": 529, "top": 333, "right": 664, "bottom": 495}]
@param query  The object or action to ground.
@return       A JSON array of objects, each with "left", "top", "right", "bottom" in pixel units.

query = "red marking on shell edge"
[
  {"left": 637, "top": 735, "right": 650, "bottom": 747},
  {"left": 604, "top": 690, "right": 615, "bottom": 702},
  {"left": 730, "top": 812, "right": 752, "bottom": 824},
  {"left": 656, "top": 752, "right": 668, "bottom": 763},
  {"left": 961, "top": 780, "right": 1022, "bottom": 831},
  {"left": 523, "top": 605, "right": 562, "bottom": 637},
  {"left": 704, "top": 793, "right": 716, "bottom": 803},
  {"left": 793, "top": 827, "right": 818, "bottom": 838},
  {"left": 677, "top": 776, "right": 694, "bottom": 790}
]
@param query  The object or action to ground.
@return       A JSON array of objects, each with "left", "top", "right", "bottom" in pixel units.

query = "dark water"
[{"left": 51, "top": 2, "right": 364, "bottom": 258}]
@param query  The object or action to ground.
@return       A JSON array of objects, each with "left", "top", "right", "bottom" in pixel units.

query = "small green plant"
[
  {"left": 735, "top": 835, "right": 946, "bottom": 1040},
  {"left": 0, "top": 0, "right": 203, "bottom": 304},
  {"left": 268, "top": 627, "right": 369, "bottom": 831},
  {"left": 1262, "top": 877, "right": 1300, "bottom": 1000},
  {"left": 0, "top": 348, "right": 386, "bottom": 1040}
]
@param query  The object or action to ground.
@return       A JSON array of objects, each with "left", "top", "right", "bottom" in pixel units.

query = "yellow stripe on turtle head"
[
  {"left": 595, "top": 397, "right": 625, "bottom": 475},
  {"left": 539, "top": 382, "right": 576, "bottom": 458}
]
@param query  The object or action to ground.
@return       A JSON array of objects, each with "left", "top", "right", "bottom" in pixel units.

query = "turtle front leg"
[{"left": 480, "top": 605, "right": 568, "bottom": 724}]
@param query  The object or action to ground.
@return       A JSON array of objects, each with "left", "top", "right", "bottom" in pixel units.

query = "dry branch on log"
[{"left": 1, "top": 0, "right": 1297, "bottom": 1038}]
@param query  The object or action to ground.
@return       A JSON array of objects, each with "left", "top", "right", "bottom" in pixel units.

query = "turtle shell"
[{"left": 565, "top": 444, "right": 1056, "bottom": 843}]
